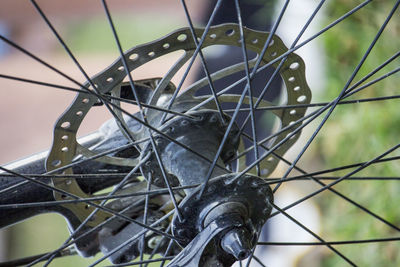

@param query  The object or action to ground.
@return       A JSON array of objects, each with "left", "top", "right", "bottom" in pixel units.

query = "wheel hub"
[
  {"left": 141, "top": 110, "right": 240, "bottom": 189},
  {"left": 170, "top": 174, "right": 273, "bottom": 266}
]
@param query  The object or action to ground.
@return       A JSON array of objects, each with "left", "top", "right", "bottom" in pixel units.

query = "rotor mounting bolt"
[
  {"left": 177, "top": 228, "right": 187, "bottom": 237},
  {"left": 155, "top": 138, "right": 163, "bottom": 145},
  {"left": 210, "top": 115, "right": 218, "bottom": 123},
  {"left": 257, "top": 188, "right": 265, "bottom": 195},
  {"left": 262, "top": 208, "right": 270, "bottom": 215},
  {"left": 250, "top": 181, "right": 259, "bottom": 188},
  {"left": 168, "top": 127, "right": 174, "bottom": 133},
  {"left": 147, "top": 236, "right": 162, "bottom": 249}
]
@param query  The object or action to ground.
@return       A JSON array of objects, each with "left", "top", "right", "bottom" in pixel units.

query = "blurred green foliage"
[
  {"left": 8, "top": 214, "right": 111, "bottom": 266},
  {"left": 315, "top": 1, "right": 400, "bottom": 266},
  {"left": 64, "top": 13, "right": 182, "bottom": 54}
]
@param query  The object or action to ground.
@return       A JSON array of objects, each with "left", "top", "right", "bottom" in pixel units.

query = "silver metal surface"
[{"left": 46, "top": 23, "right": 311, "bottom": 226}]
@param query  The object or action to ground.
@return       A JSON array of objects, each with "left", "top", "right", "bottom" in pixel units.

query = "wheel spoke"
[
  {"left": 266, "top": 176, "right": 400, "bottom": 184},
  {"left": 273, "top": 0, "right": 400, "bottom": 193},
  {"left": 0, "top": 185, "right": 195, "bottom": 209},
  {"left": 238, "top": 0, "right": 325, "bottom": 140},
  {"left": 272, "top": 204, "right": 356, "bottom": 266},
  {"left": 104, "top": 256, "right": 174, "bottom": 267},
  {"left": 198, "top": 0, "right": 290, "bottom": 197},
  {"left": 241, "top": 132, "right": 400, "bottom": 232},
  {"left": 235, "top": 0, "right": 261, "bottom": 175},
  {"left": 88, "top": 209, "right": 175, "bottom": 267},
  {"left": 258, "top": 237, "right": 400, "bottom": 246},
  {"left": 270, "top": 143, "right": 400, "bottom": 218},
  {"left": 180, "top": 0, "right": 226, "bottom": 124},
  {"left": 187, "top": 0, "right": 372, "bottom": 112},
  {"left": 2, "top": 0, "right": 400, "bottom": 266}
]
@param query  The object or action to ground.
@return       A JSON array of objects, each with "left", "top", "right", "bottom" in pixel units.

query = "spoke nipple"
[{"left": 148, "top": 236, "right": 162, "bottom": 249}]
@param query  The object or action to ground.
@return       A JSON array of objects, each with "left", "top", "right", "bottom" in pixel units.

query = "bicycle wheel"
[{"left": 0, "top": 0, "right": 399, "bottom": 266}]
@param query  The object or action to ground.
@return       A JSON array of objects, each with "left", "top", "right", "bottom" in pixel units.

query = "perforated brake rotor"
[{"left": 46, "top": 23, "right": 311, "bottom": 227}]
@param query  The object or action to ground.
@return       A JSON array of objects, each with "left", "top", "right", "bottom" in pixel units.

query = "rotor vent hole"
[
  {"left": 288, "top": 77, "right": 295, "bottom": 82},
  {"left": 61, "top": 135, "right": 68, "bottom": 141},
  {"left": 271, "top": 51, "right": 277, "bottom": 57},
  {"left": 289, "top": 109, "right": 297, "bottom": 115},
  {"left": 269, "top": 39, "right": 275, "bottom": 46},
  {"left": 148, "top": 51, "right": 155, "bottom": 57},
  {"left": 286, "top": 133, "right": 297, "bottom": 140},
  {"left": 210, "top": 33, "right": 217, "bottom": 39},
  {"left": 252, "top": 38, "right": 258, "bottom": 44},
  {"left": 82, "top": 98, "right": 90, "bottom": 104},
  {"left": 76, "top": 111, "right": 83, "bottom": 117},
  {"left": 225, "top": 29, "right": 235, "bottom": 36},
  {"left": 177, "top": 34, "right": 187, "bottom": 42},
  {"left": 267, "top": 157, "right": 274, "bottom": 162},
  {"left": 61, "top": 147, "right": 69, "bottom": 152},
  {"left": 51, "top": 159, "right": 61, "bottom": 167},
  {"left": 290, "top": 62, "right": 300, "bottom": 70},
  {"left": 294, "top": 86, "right": 301, "bottom": 91},
  {"left": 297, "top": 95, "right": 307, "bottom": 103},
  {"left": 129, "top": 53, "right": 139, "bottom": 61},
  {"left": 163, "top": 43, "right": 170, "bottom": 49},
  {"left": 118, "top": 66, "right": 124, "bottom": 71},
  {"left": 61, "top": 121, "right": 71, "bottom": 129}
]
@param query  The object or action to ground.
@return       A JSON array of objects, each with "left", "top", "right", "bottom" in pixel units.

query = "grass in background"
[
  {"left": 64, "top": 13, "right": 183, "bottom": 55},
  {"left": 314, "top": 1, "right": 400, "bottom": 266}
]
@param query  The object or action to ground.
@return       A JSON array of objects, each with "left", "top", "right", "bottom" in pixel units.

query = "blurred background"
[{"left": 0, "top": 0, "right": 399, "bottom": 266}]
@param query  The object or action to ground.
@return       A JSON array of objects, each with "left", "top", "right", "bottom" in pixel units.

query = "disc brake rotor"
[{"left": 46, "top": 23, "right": 311, "bottom": 237}]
